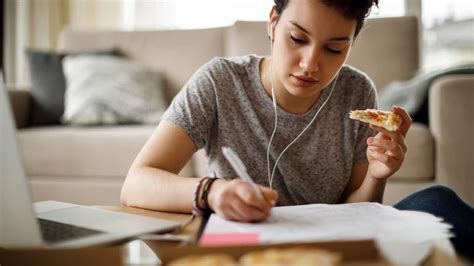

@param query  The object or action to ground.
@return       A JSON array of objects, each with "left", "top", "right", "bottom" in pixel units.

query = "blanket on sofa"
[{"left": 378, "top": 63, "right": 474, "bottom": 125}]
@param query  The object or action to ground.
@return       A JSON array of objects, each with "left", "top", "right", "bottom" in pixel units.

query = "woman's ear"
[{"left": 268, "top": 6, "right": 279, "bottom": 41}]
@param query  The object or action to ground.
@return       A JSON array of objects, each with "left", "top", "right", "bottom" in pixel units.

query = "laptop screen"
[{"left": 0, "top": 74, "right": 44, "bottom": 247}]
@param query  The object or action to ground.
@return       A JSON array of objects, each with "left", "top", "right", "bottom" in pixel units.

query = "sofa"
[{"left": 8, "top": 16, "right": 474, "bottom": 206}]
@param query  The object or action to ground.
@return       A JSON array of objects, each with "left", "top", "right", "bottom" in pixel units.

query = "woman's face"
[{"left": 270, "top": 0, "right": 357, "bottom": 100}]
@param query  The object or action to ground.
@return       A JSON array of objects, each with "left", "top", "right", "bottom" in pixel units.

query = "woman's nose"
[{"left": 299, "top": 49, "right": 319, "bottom": 73}]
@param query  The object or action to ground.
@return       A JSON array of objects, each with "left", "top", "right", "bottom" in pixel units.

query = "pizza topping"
[
  {"left": 349, "top": 109, "right": 402, "bottom": 131},
  {"left": 368, "top": 112, "right": 379, "bottom": 120}
]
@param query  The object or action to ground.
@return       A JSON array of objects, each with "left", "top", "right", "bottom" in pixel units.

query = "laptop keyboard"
[{"left": 38, "top": 218, "right": 105, "bottom": 243}]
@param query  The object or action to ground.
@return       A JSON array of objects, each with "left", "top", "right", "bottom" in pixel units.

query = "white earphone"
[
  {"left": 269, "top": 21, "right": 276, "bottom": 42},
  {"left": 266, "top": 20, "right": 340, "bottom": 189}
]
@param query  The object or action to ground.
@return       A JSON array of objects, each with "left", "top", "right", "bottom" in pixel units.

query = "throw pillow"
[
  {"left": 62, "top": 55, "right": 167, "bottom": 125},
  {"left": 25, "top": 48, "right": 122, "bottom": 126}
]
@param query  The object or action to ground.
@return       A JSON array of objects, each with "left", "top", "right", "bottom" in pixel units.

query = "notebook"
[{"left": 0, "top": 73, "right": 180, "bottom": 248}]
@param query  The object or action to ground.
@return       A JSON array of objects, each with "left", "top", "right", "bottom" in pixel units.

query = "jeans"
[{"left": 393, "top": 185, "right": 474, "bottom": 262}]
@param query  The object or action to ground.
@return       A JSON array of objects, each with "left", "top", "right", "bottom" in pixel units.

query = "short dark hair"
[{"left": 273, "top": 0, "right": 379, "bottom": 37}]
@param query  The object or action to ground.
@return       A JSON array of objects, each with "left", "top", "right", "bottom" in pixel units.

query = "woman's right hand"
[{"left": 208, "top": 179, "right": 278, "bottom": 222}]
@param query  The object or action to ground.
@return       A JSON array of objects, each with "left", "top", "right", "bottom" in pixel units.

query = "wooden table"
[
  {"left": 0, "top": 206, "right": 200, "bottom": 266},
  {"left": 1, "top": 206, "right": 465, "bottom": 266},
  {"left": 107, "top": 206, "right": 466, "bottom": 266},
  {"left": 98, "top": 206, "right": 203, "bottom": 266},
  {"left": 98, "top": 206, "right": 203, "bottom": 242}
]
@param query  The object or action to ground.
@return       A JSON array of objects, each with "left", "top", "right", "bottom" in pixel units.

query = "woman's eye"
[
  {"left": 290, "top": 35, "right": 306, "bottom": 44},
  {"left": 326, "top": 47, "right": 342, "bottom": 54}
]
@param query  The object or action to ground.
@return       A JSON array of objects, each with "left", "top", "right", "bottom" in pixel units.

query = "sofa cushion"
[
  {"left": 25, "top": 48, "right": 122, "bottom": 126},
  {"left": 225, "top": 21, "right": 269, "bottom": 57},
  {"left": 224, "top": 17, "right": 419, "bottom": 91},
  {"left": 346, "top": 16, "right": 419, "bottom": 91},
  {"left": 18, "top": 126, "right": 155, "bottom": 177},
  {"left": 18, "top": 125, "right": 198, "bottom": 179},
  {"left": 25, "top": 49, "right": 66, "bottom": 126},
  {"left": 392, "top": 122, "right": 434, "bottom": 181},
  {"left": 57, "top": 28, "right": 225, "bottom": 102},
  {"left": 429, "top": 75, "right": 474, "bottom": 205},
  {"left": 62, "top": 55, "right": 167, "bottom": 125}
]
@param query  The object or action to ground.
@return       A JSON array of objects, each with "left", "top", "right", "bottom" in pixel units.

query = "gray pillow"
[
  {"left": 62, "top": 55, "right": 167, "bottom": 125},
  {"left": 25, "top": 48, "right": 122, "bottom": 126}
]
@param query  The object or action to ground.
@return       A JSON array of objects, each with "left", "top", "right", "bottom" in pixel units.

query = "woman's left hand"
[{"left": 366, "top": 106, "right": 412, "bottom": 180}]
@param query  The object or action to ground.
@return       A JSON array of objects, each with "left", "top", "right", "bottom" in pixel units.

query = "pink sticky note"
[{"left": 199, "top": 232, "right": 260, "bottom": 246}]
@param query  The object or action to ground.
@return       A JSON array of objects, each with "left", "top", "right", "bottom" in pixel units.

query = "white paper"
[{"left": 204, "top": 202, "right": 452, "bottom": 264}]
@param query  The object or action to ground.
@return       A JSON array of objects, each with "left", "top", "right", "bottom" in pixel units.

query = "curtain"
[
  {"left": 3, "top": 0, "right": 123, "bottom": 86},
  {"left": 68, "top": 0, "right": 122, "bottom": 30},
  {"left": 3, "top": 0, "right": 272, "bottom": 86},
  {"left": 4, "top": 0, "right": 69, "bottom": 86}
]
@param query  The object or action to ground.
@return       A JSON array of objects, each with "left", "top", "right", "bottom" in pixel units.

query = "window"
[
  {"left": 422, "top": 0, "right": 474, "bottom": 71},
  {"left": 121, "top": 0, "right": 274, "bottom": 30},
  {"left": 368, "top": 0, "right": 405, "bottom": 19},
  {"left": 120, "top": 0, "right": 405, "bottom": 30},
  {"left": 96, "top": 0, "right": 474, "bottom": 71}
]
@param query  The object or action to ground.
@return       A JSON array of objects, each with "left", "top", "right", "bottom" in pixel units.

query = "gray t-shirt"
[{"left": 162, "top": 55, "right": 377, "bottom": 206}]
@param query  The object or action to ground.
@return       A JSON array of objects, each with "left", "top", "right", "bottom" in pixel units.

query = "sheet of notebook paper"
[{"left": 203, "top": 202, "right": 452, "bottom": 264}]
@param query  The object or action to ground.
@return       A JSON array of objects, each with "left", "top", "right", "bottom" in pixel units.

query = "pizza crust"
[
  {"left": 168, "top": 254, "right": 237, "bottom": 266},
  {"left": 349, "top": 109, "right": 402, "bottom": 131},
  {"left": 167, "top": 247, "right": 341, "bottom": 266},
  {"left": 239, "top": 247, "right": 341, "bottom": 266}
]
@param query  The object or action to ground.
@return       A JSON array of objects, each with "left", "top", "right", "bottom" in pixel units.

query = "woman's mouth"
[{"left": 290, "top": 75, "right": 318, "bottom": 87}]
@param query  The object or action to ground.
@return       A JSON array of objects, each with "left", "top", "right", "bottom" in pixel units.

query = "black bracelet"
[
  {"left": 199, "top": 177, "right": 213, "bottom": 211},
  {"left": 201, "top": 177, "right": 218, "bottom": 212},
  {"left": 192, "top": 177, "right": 207, "bottom": 216}
]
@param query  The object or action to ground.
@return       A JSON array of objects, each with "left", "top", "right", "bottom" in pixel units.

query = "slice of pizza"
[{"left": 349, "top": 109, "right": 402, "bottom": 131}]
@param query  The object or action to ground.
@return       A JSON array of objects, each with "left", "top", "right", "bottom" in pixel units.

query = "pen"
[{"left": 222, "top": 147, "right": 264, "bottom": 201}]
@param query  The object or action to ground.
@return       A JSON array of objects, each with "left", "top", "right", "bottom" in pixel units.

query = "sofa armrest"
[
  {"left": 7, "top": 88, "right": 31, "bottom": 129},
  {"left": 429, "top": 74, "right": 474, "bottom": 205}
]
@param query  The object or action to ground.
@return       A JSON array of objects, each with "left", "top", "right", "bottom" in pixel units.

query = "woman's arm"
[
  {"left": 120, "top": 120, "right": 198, "bottom": 213},
  {"left": 340, "top": 106, "right": 412, "bottom": 203},
  {"left": 339, "top": 162, "right": 386, "bottom": 203},
  {"left": 121, "top": 120, "right": 278, "bottom": 220}
]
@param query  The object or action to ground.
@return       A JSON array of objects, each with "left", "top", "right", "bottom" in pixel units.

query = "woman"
[
  {"left": 121, "top": 0, "right": 473, "bottom": 261},
  {"left": 122, "top": 0, "right": 400, "bottom": 219}
]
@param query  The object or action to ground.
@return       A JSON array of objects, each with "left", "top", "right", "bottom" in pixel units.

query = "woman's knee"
[
  {"left": 394, "top": 185, "right": 459, "bottom": 210},
  {"left": 417, "top": 185, "right": 458, "bottom": 202}
]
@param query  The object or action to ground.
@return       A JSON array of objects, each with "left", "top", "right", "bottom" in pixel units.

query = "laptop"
[{"left": 0, "top": 74, "right": 181, "bottom": 248}]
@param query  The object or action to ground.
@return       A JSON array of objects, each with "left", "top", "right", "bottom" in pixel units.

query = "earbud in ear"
[
  {"left": 270, "top": 21, "right": 277, "bottom": 41},
  {"left": 268, "top": 21, "right": 277, "bottom": 41}
]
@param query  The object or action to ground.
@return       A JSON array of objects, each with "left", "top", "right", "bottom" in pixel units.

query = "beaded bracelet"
[{"left": 192, "top": 177, "right": 207, "bottom": 216}]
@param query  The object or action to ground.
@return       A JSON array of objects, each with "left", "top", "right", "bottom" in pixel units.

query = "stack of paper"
[{"left": 203, "top": 202, "right": 452, "bottom": 264}]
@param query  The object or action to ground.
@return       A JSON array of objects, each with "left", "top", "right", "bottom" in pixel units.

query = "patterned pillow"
[{"left": 62, "top": 55, "right": 167, "bottom": 125}]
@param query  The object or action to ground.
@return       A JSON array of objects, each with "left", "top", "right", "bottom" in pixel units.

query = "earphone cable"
[
  {"left": 267, "top": 57, "right": 278, "bottom": 189},
  {"left": 265, "top": 24, "right": 338, "bottom": 189},
  {"left": 268, "top": 74, "right": 339, "bottom": 188}
]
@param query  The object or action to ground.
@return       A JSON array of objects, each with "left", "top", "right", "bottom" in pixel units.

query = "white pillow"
[{"left": 62, "top": 55, "right": 167, "bottom": 125}]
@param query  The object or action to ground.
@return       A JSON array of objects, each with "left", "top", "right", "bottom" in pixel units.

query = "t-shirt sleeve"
[
  {"left": 161, "top": 60, "right": 217, "bottom": 150},
  {"left": 353, "top": 81, "right": 378, "bottom": 164}
]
